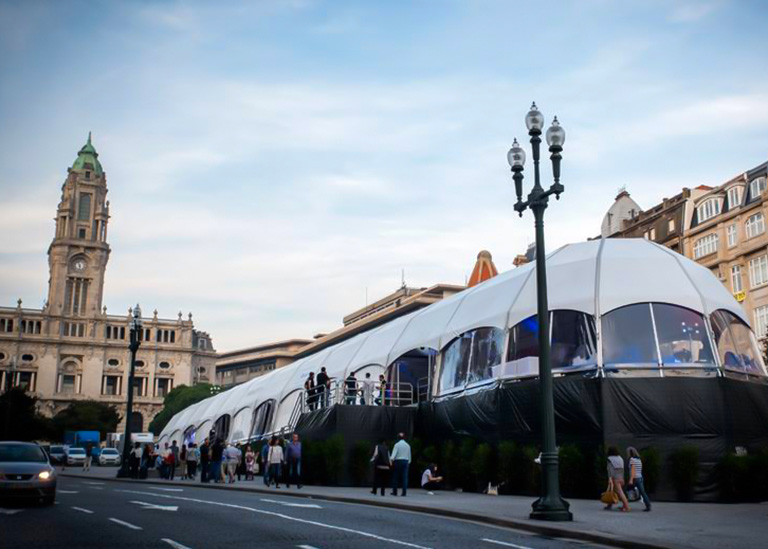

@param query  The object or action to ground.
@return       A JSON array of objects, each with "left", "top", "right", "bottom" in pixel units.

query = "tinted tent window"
[
  {"left": 439, "top": 333, "right": 472, "bottom": 392},
  {"left": 467, "top": 327, "right": 505, "bottom": 384},
  {"left": 230, "top": 409, "right": 252, "bottom": 441},
  {"left": 250, "top": 400, "right": 274, "bottom": 438},
  {"left": 551, "top": 310, "right": 597, "bottom": 371},
  {"left": 711, "top": 310, "right": 765, "bottom": 375},
  {"left": 602, "top": 304, "right": 658, "bottom": 366},
  {"left": 652, "top": 304, "right": 715, "bottom": 367},
  {"left": 507, "top": 315, "right": 539, "bottom": 361},
  {"left": 212, "top": 414, "right": 231, "bottom": 440}
]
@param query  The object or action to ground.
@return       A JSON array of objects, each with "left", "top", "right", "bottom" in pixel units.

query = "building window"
[
  {"left": 106, "top": 325, "right": 126, "bottom": 340},
  {"left": 750, "top": 176, "right": 767, "bottom": 200},
  {"left": 20, "top": 320, "right": 41, "bottom": 335},
  {"left": 77, "top": 193, "right": 92, "bottom": 221},
  {"left": 102, "top": 375, "right": 121, "bottom": 396},
  {"left": 107, "top": 358, "right": 120, "bottom": 367},
  {"left": 731, "top": 265, "right": 743, "bottom": 293},
  {"left": 59, "top": 374, "right": 77, "bottom": 394},
  {"left": 649, "top": 228, "right": 656, "bottom": 240},
  {"left": 159, "top": 361, "right": 171, "bottom": 369},
  {"left": 62, "top": 322, "right": 85, "bottom": 337},
  {"left": 749, "top": 255, "right": 768, "bottom": 288},
  {"left": 21, "top": 354, "right": 34, "bottom": 362},
  {"left": 132, "top": 377, "right": 146, "bottom": 397},
  {"left": 85, "top": 170, "right": 91, "bottom": 179},
  {"left": 156, "top": 378, "right": 173, "bottom": 397},
  {"left": 693, "top": 233, "right": 718, "bottom": 259},
  {"left": 727, "top": 186, "right": 743, "bottom": 208},
  {"left": 0, "top": 319, "right": 12, "bottom": 332},
  {"left": 754, "top": 306, "right": 768, "bottom": 341},
  {"left": 727, "top": 224, "right": 738, "bottom": 248},
  {"left": 134, "top": 360, "right": 145, "bottom": 368},
  {"left": 156, "top": 330, "right": 177, "bottom": 344},
  {"left": 668, "top": 219, "right": 676, "bottom": 233},
  {"left": 745, "top": 212, "right": 766, "bottom": 239},
  {"left": 697, "top": 198, "right": 721, "bottom": 223}
]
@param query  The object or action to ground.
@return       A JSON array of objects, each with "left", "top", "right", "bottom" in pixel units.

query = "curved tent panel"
[
  {"left": 272, "top": 388, "right": 303, "bottom": 433},
  {"left": 323, "top": 331, "right": 371, "bottom": 378},
  {"left": 387, "top": 292, "right": 466, "bottom": 364},
  {"left": 350, "top": 312, "right": 415, "bottom": 372},
  {"left": 229, "top": 406, "right": 253, "bottom": 443},
  {"left": 158, "top": 399, "right": 204, "bottom": 441},
  {"left": 598, "top": 239, "right": 703, "bottom": 316},
  {"left": 213, "top": 381, "right": 253, "bottom": 419}
]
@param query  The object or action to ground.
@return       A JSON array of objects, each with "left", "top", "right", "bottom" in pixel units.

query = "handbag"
[
  {"left": 626, "top": 485, "right": 641, "bottom": 502},
  {"left": 600, "top": 490, "right": 619, "bottom": 505}
]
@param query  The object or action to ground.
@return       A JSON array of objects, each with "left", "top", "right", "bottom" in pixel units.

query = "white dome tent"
[{"left": 158, "top": 239, "right": 765, "bottom": 444}]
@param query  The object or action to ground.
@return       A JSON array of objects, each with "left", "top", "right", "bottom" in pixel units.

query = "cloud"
[{"left": 667, "top": 0, "right": 724, "bottom": 22}]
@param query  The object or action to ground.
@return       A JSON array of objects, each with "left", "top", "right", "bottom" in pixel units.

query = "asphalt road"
[{"left": 1, "top": 477, "right": 602, "bottom": 549}]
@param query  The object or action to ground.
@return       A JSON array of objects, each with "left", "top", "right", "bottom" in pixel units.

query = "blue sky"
[{"left": 1, "top": 0, "right": 767, "bottom": 351}]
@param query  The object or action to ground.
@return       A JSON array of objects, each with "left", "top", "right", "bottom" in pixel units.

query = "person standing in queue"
[
  {"left": 286, "top": 433, "right": 302, "bottom": 488},
  {"left": 199, "top": 438, "right": 210, "bottom": 483},
  {"left": 261, "top": 441, "right": 270, "bottom": 485},
  {"left": 267, "top": 436, "right": 285, "bottom": 488},
  {"left": 345, "top": 371, "right": 358, "bottom": 405},
  {"left": 316, "top": 367, "right": 330, "bottom": 408},
  {"left": 211, "top": 438, "right": 225, "bottom": 483},
  {"left": 370, "top": 439, "right": 391, "bottom": 496},
  {"left": 390, "top": 432, "right": 411, "bottom": 496},
  {"left": 376, "top": 374, "right": 388, "bottom": 406}
]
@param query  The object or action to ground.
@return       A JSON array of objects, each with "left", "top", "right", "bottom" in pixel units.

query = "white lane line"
[
  {"left": 261, "top": 498, "right": 322, "bottom": 509},
  {"left": 71, "top": 507, "right": 94, "bottom": 514},
  {"left": 84, "top": 481, "right": 105, "bottom": 485},
  {"left": 0, "top": 509, "right": 22, "bottom": 515},
  {"left": 89, "top": 487, "right": 104, "bottom": 490},
  {"left": 161, "top": 539, "right": 193, "bottom": 549},
  {"left": 481, "top": 539, "right": 534, "bottom": 549},
  {"left": 298, "top": 545, "right": 320, "bottom": 549},
  {"left": 59, "top": 490, "right": 79, "bottom": 494},
  {"left": 150, "top": 487, "right": 184, "bottom": 492},
  {"left": 119, "top": 489, "right": 430, "bottom": 549},
  {"left": 109, "top": 518, "right": 143, "bottom": 530},
  {"left": 130, "top": 500, "right": 179, "bottom": 511}
]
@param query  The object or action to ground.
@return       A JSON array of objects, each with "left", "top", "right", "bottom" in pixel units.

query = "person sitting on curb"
[{"left": 420, "top": 463, "right": 444, "bottom": 494}]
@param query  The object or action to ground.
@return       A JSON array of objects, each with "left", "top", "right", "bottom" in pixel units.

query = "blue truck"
[{"left": 63, "top": 430, "right": 101, "bottom": 450}]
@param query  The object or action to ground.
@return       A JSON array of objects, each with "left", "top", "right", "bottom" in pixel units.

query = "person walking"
[
  {"left": 83, "top": 443, "right": 93, "bottom": 472},
  {"left": 627, "top": 447, "right": 651, "bottom": 512},
  {"left": 224, "top": 442, "right": 241, "bottom": 484},
  {"left": 139, "top": 443, "right": 152, "bottom": 479},
  {"left": 362, "top": 373, "right": 374, "bottom": 405},
  {"left": 605, "top": 446, "right": 630, "bottom": 512},
  {"left": 186, "top": 443, "right": 198, "bottom": 480},
  {"left": 316, "top": 367, "right": 330, "bottom": 408},
  {"left": 370, "top": 439, "right": 390, "bottom": 496},
  {"left": 286, "top": 433, "right": 302, "bottom": 488},
  {"left": 390, "top": 433, "right": 411, "bottom": 496},
  {"left": 179, "top": 443, "right": 188, "bottom": 479},
  {"left": 245, "top": 445, "right": 256, "bottom": 481},
  {"left": 129, "top": 442, "right": 142, "bottom": 478},
  {"left": 199, "top": 438, "right": 210, "bottom": 483},
  {"left": 267, "top": 436, "right": 285, "bottom": 488},
  {"left": 345, "top": 371, "right": 358, "bottom": 405},
  {"left": 305, "top": 372, "right": 316, "bottom": 411},
  {"left": 261, "top": 442, "right": 270, "bottom": 485},
  {"left": 170, "top": 440, "right": 180, "bottom": 481},
  {"left": 236, "top": 444, "right": 246, "bottom": 481}
]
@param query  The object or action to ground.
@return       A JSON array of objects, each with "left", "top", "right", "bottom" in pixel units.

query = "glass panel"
[
  {"left": 652, "top": 304, "right": 715, "bottom": 367},
  {"left": 711, "top": 310, "right": 766, "bottom": 375},
  {"left": 507, "top": 315, "right": 540, "bottom": 361},
  {"left": 250, "top": 401, "right": 274, "bottom": 439},
  {"left": 551, "top": 311, "right": 598, "bottom": 372},
  {"left": 230, "top": 409, "right": 252, "bottom": 442},
  {"left": 61, "top": 375, "right": 76, "bottom": 394},
  {"left": 467, "top": 328, "right": 504, "bottom": 385},
  {"left": 77, "top": 194, "right": 91, "bottom": 221},
  {"left": 601, "top": 304, "right": 658, "bottom": 367},
  {"left": 438, "top": 333, "right": 472, "bottom": 392}
]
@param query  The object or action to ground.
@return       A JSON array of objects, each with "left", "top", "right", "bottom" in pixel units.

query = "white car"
[
  {"left": 98, "top": 448, "right": 120, "bottom": 466},
  {"left": 66, "top": 447, "right": 86, "bottom": 466}
]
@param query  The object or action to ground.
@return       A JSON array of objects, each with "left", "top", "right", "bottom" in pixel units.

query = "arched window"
[
  {"left": 601, "top": 304, "right": 658, "bottom": 368},
  {"left": 652, "top": 303, "right": 715, "bottom": 368},
  {"left": 212, "top": 414, "right": 231, "bottom": 441},
  {"left": 710, "top": 309, "right": 765, "bottom": 376},
  {"left": 466, "top": 328, "right": 504, "bottom": 385},
  {"left": 250, "top": 400, "right": 275, "bottom": 439},
  {"left": 438, "top": 333, "right": 472, "bottom": 393},
  {"left": 697, "top": 198, "right": 721, "bottom": 223},
  {"left": 230, "top": 408, "right": 252, "bottom": 442}
]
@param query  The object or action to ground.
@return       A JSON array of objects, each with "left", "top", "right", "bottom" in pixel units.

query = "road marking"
[
  {"left": 150, "top": 487, "right": 184, "bottom": 492},
  {"left": 261, "top": 498, "right": 322, "bottom": 509},
  {"left": 89, "top": 486, "right": 104, "bottom": 490},
  {"left": 481, "top": 539, "right": 534, "bottom": 549},
  {"left": 298, "top": 545, "right": 320, "bottom": 549},
  {"left": 109, "top": 518, "right": 143, "bottom": 530},
  {"left": 119, "top": 489, "right": 431, "bottom": 549},
  {"left": 130, "top": 500, "right": 179, "bottom": 511},
  {"left": 0, "top": 509, "right": 22, "bottom": 515},
  {"left": 161, "top": 539, "right": 193, "bottom": 549},
  {"left": 84, "top": 481, "right": 105, "bottom": 485},
  {"left": 71, "top": 507, "right": 94, "bottom": 514},
  {"left": 59, "top": 490, "right": 79, "bottom": 494}
]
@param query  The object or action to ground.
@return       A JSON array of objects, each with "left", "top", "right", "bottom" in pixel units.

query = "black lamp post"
[
  {"left": 116, "top": 304, "right": 142, "bottom": 479},
  {"left": 507, "top": 102, "right": 572, "bottom": 521}
]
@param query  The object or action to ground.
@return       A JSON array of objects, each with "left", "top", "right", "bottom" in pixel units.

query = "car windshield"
[
  {"left": 68, "top": 448, "right": 85, "bottom": 455},
  {"left": 0, "top": 444, "right": 48, "bottom": 463},
  {"left": 50, "top": 446, "right": 64, "bottom": 453},
  {"left": 102, "top": 449, "right": 118, "bottom": 454}
]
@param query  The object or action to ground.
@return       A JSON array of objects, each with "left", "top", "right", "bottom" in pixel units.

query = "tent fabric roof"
[{"left": 159, "top": 238, "right": 748, "bottom": 441}]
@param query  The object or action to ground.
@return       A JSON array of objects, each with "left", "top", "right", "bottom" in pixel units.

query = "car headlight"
[{"left": 39, "top": 471, "right": 52, "bottom": 480}]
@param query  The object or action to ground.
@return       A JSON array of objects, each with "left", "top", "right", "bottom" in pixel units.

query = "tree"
[
  {"left": 52, "top": 400, "right": 120, "bottom": 441},
  {"left": 148, "top": 383, "right": 217, "bottom": 435},
  {"left": 0, "top": 388, "right": 51, "bottom": 442}
]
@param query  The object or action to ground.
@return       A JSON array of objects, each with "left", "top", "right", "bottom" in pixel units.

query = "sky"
[{"left": 1, "top": 0, "right": 767, "bottom": 352}]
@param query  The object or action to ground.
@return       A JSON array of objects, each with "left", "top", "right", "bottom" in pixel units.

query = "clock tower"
[{"left": 46, "top": 133, "right": 111, "bottom": 322}]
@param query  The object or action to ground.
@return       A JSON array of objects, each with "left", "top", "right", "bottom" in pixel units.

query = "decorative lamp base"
[{"left": 530, "top": 496, "right": 573, "bottom": 521}]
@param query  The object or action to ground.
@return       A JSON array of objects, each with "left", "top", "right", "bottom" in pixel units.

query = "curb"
[{"left": 59, "top": 473, "right": 677, "bottom": 549}]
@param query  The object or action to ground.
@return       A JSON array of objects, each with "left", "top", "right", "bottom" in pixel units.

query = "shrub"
[
  {"left": 639, "top": 447, "right": 661, "bottom": 494},
  {"left": 669, "top": 446, "right": 699, "bottom": 501},
  {"left": 350, "top": 440, "right": 372, "bottom": 487},
  {"left": 442, "top": 440, "right": 461, "bottom": 489},
  {"left": 323, "top": 435, "right": 345, "bottom": 485},
  {"left": 303, "top": 439, "right": 325, "bottom": 485},
  {"left": 459, "top": 438, "right": 477, "bottom": 491},
  {"left": 497, "top": 441, "right": 516, "bottom": 491},
  {"left": 471, "top": 443, "right": 493, "bottom": 491},
  {"left": 718, "top": 448, "right": 768, "bottom": 502},
  {"left": 558, "top": 444, "right": 585, "bottom": 497}
]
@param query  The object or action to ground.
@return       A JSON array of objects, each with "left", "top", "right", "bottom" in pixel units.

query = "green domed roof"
[{"left": 72, "top": 132, "right": 103, "bottom": 175}]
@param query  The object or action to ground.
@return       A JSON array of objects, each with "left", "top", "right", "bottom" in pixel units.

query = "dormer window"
[
  {"left": 697, "top": 198, "right": 722, "bottom": 223},
  {"left": 750, "top": 176, "right": 767, "bottom": 200},
  {"left": 727, "top": 186, "right": 743, "bottom": 209},
  {"left": 85, "top": 171, "right": 91, "bottom": 179}
]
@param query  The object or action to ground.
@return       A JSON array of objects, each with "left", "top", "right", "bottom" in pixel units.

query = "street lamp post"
[
  {"left": 117, "top": 304, "right": 143, "bottom": 479},
  {"left": 507, "top": 102, "right": 572, "bottom": 521}
]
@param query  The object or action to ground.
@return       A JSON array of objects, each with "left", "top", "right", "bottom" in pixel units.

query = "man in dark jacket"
[
  {"left": 199, "top": 438, "right": 210, "bottom": 483},
  {"left": 316, "top": 367, "right": 330, "bottom": 408},
  {"left": 211, "top": 438, "right": 225, "bottom": 483}
]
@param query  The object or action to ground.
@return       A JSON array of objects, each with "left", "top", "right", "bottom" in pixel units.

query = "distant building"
[
  {"left": 600, "top": 188, "right": 642, "bottom": 238},
  {"left": 0, "top": 135, "right": 217, "bottom": 432},
  {"left": 467, "top": 250, "right": 498, "bottom": 287}
]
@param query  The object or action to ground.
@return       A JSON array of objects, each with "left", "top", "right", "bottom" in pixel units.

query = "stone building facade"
[{"left": 0, "top": 135, "right": 217, "bottom": 432}]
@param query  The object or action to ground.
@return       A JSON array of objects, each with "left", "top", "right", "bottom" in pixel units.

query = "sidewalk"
[{"left": 59, "top": 466, "right": 767, "bottom": 549}]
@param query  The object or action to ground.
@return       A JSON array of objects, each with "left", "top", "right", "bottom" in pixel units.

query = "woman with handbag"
[
  {"left": 370, "top": 439, "right": 391, "bottom": 496},
  {"left": 604, "top": 446, "right": 630, "bottom": 512}
]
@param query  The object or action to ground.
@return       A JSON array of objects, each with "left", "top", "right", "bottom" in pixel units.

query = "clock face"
[{"left": 73, "top": 259, "right": 86, "bottom": 272}]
